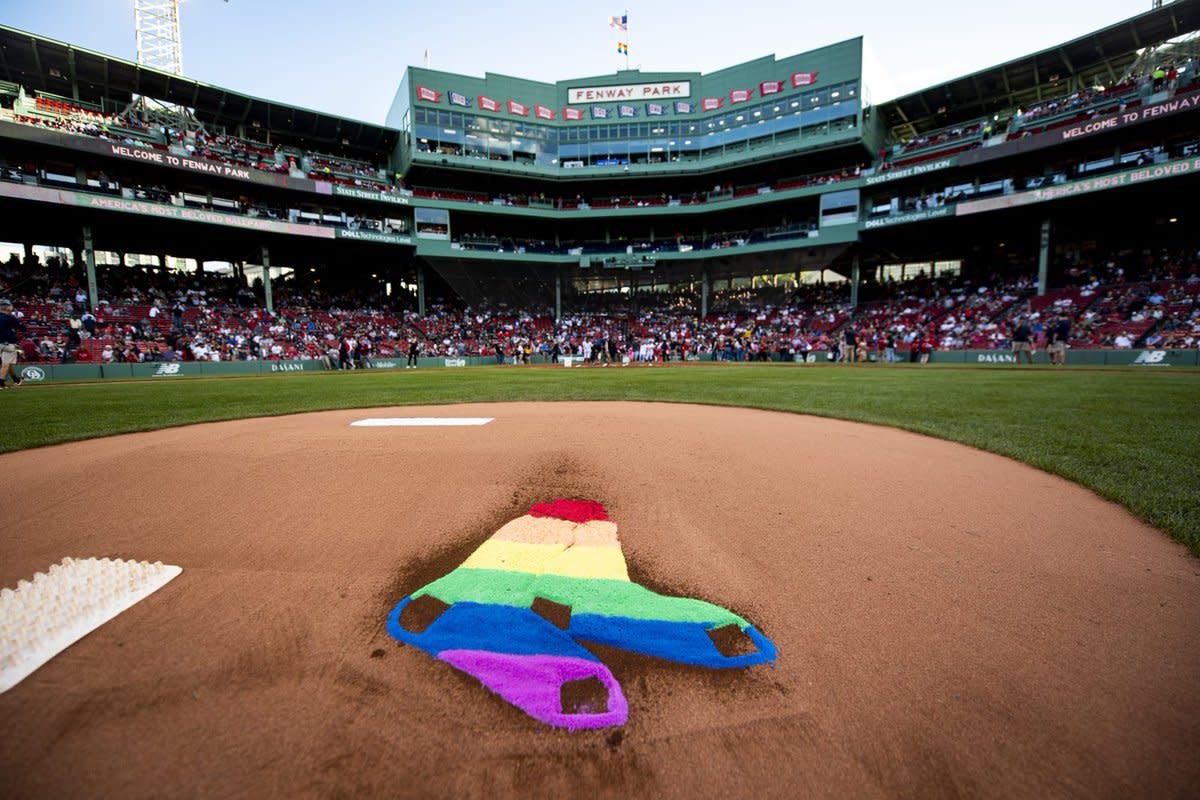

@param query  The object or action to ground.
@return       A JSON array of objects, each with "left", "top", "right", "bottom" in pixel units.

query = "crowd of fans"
[
  {"left": 413, "top": 165, "right": 863, "bottom": 212},
  {"left": 1, "top": 246, "right": 1196, "bottom": 369}
]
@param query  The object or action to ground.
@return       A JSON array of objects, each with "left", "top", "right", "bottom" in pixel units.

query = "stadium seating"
[{"left": 8, "top": 247, "right": 1194, "bottom": 365}]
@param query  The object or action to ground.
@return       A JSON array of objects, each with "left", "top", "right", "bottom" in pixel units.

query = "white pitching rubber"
[{"left": 0, "top": 557, "right": 182, "bottom": 693}]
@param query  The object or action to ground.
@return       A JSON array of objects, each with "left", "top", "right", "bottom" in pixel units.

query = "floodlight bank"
[{"left": 0, "top": 557, "right": 182, "bottom": 693}]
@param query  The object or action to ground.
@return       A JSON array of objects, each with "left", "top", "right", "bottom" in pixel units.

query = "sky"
[{"left": 0, "top": 0, "right": 1160, "bottom": 125}]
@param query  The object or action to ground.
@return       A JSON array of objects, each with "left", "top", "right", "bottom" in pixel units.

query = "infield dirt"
[{"left": 1, "top": 402, "right": 1198, "bottom": 798}]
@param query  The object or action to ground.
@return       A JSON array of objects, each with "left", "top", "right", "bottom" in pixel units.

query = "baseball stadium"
[{"left": 1, "top": 0, "right": 1199, "bottom": 796}]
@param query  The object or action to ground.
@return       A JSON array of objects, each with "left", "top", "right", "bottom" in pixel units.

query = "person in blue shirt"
[
  {"left": 0, "top": 298, "right": 26, "bottom": 388},
  {"left": 1049, "top": 314, "right": 1071, "bottom": 366},
  {"left": 1012, "top": 318, "right": 1035, "bottom": 365}
]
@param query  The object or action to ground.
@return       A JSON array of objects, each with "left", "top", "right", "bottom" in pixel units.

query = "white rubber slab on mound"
[
  {"left": 351, "top": 417, "right": 494, "bottom": 427},
  {"left": 0, "top": 557, "right": 182, "bottom": 694}
]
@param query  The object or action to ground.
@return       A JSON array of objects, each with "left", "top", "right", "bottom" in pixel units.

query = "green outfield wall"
[{"left": 12, "top": 348, "right": 1196, "bottom": 383}]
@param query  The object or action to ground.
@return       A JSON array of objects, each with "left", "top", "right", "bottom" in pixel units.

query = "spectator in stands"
[{"left": 60, "top": 320, "right": 83, "bottom": 363}]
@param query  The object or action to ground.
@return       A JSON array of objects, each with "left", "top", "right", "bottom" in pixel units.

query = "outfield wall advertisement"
[
  {"left": 14, "top": 349, "right": 1196, "bottom": 383},
  {"left": 931, "top": 349, "right": 1198, "bottom": 366}
]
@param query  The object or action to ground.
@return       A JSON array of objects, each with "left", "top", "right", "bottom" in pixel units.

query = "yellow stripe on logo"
[{"left": 460, "top": 539, "right": 628, "bottom": 581}]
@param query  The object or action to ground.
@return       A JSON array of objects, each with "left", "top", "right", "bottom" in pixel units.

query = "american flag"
[{"left": 608, "top": 13, "right": 627, "bottom": 30}]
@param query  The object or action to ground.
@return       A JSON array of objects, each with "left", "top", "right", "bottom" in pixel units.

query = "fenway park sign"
[{"left": 567, "top": 81, "right": 690, "bottom": 104}]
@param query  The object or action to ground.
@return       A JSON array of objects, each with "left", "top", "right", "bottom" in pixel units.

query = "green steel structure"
[{"left": 0, "top": 1, "right": 1198, "bottom": 315}]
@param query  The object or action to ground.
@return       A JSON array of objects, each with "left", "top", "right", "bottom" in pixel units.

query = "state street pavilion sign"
[{"left": 567, "top": 81, "right": 691, "bottom": 104}]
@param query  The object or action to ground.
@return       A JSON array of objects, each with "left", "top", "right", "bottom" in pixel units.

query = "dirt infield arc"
[{"left": 1, "top": 402, "right": 1198, "bottom": 798}]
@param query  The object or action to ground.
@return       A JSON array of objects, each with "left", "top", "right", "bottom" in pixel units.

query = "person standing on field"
[
  {"left": 841, "top": 325, "right": 857, "bottom": 363},
  {"left": 0, "top": 298, "right": 25, "bottom": 389},
  {"left": 1050, "top": 314, "right": 1070, "bottom": 366},
  {"left": 1012, "top": 317, "right": 1035, "bottom": 365}
]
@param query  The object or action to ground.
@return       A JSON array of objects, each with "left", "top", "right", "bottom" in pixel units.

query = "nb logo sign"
[
  {"left": 1133, "top": 350, "right": 1166, "bottom": 365},
  {"left": 20, "top": 367, "right": 46, "bottom": 381},
  {"left": 153, "top": 363, "right": 182, "bottom": 376}
]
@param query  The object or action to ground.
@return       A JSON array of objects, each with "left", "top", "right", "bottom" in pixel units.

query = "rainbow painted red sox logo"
[{"left": 388, "top": 499, "right": 777, "bottom": 729}]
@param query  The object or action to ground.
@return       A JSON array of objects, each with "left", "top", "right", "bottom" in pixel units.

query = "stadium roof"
[
  {"left": 877, "top": 0, "right": 1200, "bottom": 138},
  {"left": 0, "top": 24, "right": 398, "bottom": 154}
]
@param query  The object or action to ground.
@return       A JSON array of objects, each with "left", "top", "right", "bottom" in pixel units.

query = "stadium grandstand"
[{"left": 1, "top": 0, "right": 1199, "bottom": 376}]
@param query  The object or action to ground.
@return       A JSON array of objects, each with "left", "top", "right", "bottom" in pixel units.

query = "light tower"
[{"left": 134, "top": 0, "right": 184, "bottom": 75}]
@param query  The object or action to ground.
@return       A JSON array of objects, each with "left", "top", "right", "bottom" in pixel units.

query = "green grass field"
[{"left": 4, "top": 364, "right": 1199, "bottom": 554}]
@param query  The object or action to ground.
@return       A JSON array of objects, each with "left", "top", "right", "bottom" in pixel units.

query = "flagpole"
[{"left": 625, "top": 9, "right": 630, "bottom": 71}]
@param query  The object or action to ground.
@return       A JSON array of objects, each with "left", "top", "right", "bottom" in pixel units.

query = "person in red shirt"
[{"left": 919, "top": 335, "right": 933, "bottom": 364}]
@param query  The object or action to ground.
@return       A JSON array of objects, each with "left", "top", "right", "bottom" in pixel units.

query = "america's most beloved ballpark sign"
[{"left": 567, "top": 81, "right": 690, "bottom": 104}]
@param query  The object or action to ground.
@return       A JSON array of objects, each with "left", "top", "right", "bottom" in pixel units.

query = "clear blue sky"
[{"left": 0, "top": 0, "right": 1158, "bottom": 124}]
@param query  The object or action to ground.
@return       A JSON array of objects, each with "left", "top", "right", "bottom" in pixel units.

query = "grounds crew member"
[{"left": 0, "top": 298, "right": 26, "bottom": 388}]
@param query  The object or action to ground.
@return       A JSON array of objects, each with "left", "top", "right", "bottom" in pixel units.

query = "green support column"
[
  {"left": 261, "top": 245, "right": 274, "bottom": 313},
  {"left": 1037, "top": 219, "right": 1051, "bottom": 297},
  {"left": 701, "top": 268, "right": 709, "bottom": 319},
  {"left": 850, "top": 254, "right": 860, "bottom": 309},
  {"left": 417, "top": 263, "right": 426, "bottom": 316},
  {"left": 555, "top": 270, "right": 562, "bottom": 321},
  {"left": 82, "top": 226, "right": 98, "bottom": 311}
]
